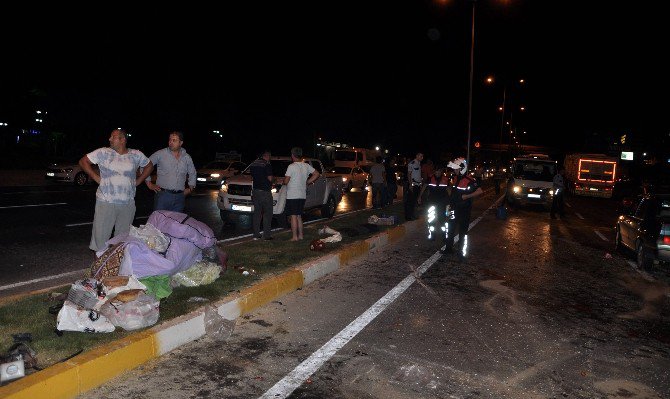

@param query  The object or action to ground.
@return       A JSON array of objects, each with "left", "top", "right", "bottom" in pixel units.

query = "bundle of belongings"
[{"left": 56, "top": 211, "right": 228, "bottom": 333}]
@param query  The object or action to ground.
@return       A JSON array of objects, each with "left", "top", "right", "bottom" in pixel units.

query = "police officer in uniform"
[
  {"left": 443, "top": 157, "right": 483, "bottom": 261},
  {"left": 405, "top": 152, "right": 424, "bottom": 221},
  {"left": 424, "top": 166, "right": 450, "bottom": 240}
]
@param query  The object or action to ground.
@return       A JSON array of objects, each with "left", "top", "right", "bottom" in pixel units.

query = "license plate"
[
  {"left": 197, "top": 177, "right": 206, "bottom": 182},
  {"left": 589, "top": 187, "right": 598, "bottom": 191},
  {"left": 527, "top": 193, "right": 541, "bottom": 198},
  {"left": 231, "top": 205, "right": 252, "bottom": 212},
  {"left": 46, "top": 172, "right": 55, "bottom": 177}
]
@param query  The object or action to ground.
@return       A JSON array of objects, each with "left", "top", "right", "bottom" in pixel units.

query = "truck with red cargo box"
[{"left": 563, "top": 153, "right": 617, "bottom": 198}]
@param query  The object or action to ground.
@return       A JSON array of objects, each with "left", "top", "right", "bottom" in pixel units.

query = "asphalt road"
[
  {"left": 0, "top": 184, "right": 375, "bottom": 298},
  {"left": 83, "top": 192, "right": 670, "bottom": 398}
]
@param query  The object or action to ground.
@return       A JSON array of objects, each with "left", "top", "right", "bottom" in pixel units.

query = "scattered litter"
[
  {"left": 56, "top": 301, "right": 115, "bottom": 333},
  {"left": 367, "top": 214, "right": 397, "bottom": 225},
  {"left": 0, "top": 333, "right": 40, "bottom": 383},
  {"left": 100, "top": 293, "right": 160, "bottom": 331},
  {"left": 310, "top": 239, "right": 326, "bottom": 251},
  {"left": 187, "top": 296, "right": 210, "bottom": 303},
  {"left": 233, "top": 266, "right": 257, "bottom": 276},
  {"left": 204, "top": 306, "right": 235, "bottom": 341},
  {"left": 172, "top": 261, "right": 222, "bottom": 287},
  {"left": 318, "top": 226, "right": 342, "bottom": 243},
  {"left": 129, "top": 223, "right": 169, "bottom": 252}
]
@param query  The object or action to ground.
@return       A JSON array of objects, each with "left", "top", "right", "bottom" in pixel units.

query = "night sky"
[{"left": 1, "top": 1, "right": 667, "bottom": 163}]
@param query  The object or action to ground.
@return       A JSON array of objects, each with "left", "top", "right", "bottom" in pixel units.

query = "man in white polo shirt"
[{"left": 79, "top": 128, "right": 153, "bottom": 252}]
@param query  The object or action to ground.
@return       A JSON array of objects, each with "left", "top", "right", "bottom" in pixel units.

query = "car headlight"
[
  {"left": 549, "top": 189, "right": 554, "bottom": 195},
  {"left": 342, "top": 177, "right": 347, "bottom": 182},
  {"left": 211, "top": 173, "right": 221, "bottom": 178},
  {"left": 513, "top": 186, "right": 521, "bottom": 193}
]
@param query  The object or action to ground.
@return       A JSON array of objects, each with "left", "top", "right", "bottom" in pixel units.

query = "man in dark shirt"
[{"left": 250, "top": 150, "right": 274, "bottom": 240}]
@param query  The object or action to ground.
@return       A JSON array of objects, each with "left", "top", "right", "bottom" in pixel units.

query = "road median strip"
[{"left": 0, "top": 203, "right": 421, "bottom": 399}]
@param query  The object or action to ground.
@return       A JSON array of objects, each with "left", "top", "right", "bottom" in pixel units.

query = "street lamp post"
[
  {"left": 466, "top": 0, "right": 476, "bottom": 165},
  {"left": 499, "top": 84, "right": 507, "bottom": 146}
]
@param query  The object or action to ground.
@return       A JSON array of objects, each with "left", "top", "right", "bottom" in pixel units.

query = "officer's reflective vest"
[{"left": 428, "top": 174, "right": 450, "bottom": 187}]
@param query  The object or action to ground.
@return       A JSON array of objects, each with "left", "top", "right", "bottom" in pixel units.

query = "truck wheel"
[{"left": 321, "top": 195, "right": 337, "bottom": 218}]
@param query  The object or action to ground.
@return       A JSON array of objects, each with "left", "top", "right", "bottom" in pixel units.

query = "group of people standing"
[
  {"left": 78, "top": 129, "right": 322, "bottom": 256},
  {"left": 78, "top": 129, "right": 197, "bottom": 253},
  {"left": 403, "top": 152, "right": 483, "bottom": 261},
  {"left": 366, "top": 156, "right": 399, "bottom": 209}
]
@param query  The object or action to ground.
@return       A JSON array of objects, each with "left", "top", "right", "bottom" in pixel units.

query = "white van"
[
  {"left": 333, "top": 148, "right": 380, "bottom": 169},
  {"left": 507, "top": 154, "right": 557, "bottom": 209}
]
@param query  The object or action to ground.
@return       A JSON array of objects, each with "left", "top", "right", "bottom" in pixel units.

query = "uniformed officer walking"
[
  {"left": 405, "top": 152, "right": 423, "bottom": 221},
  {"left": 443, "top": 157, "right": 483, "bottom": 261},
  {"left": 550, "top": 167, "right": 566, "bottom": 219},
  {"left": 424, "top": 166, "right": 450, "bottom": 240}
]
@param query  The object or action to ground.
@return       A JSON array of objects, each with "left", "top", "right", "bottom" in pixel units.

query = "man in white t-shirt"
[
  {"left": 79, "top": 128, "right": 153, "bottom": 252},
  {"left": 283, "top": 147, "right": 320, "bottom": 241}
]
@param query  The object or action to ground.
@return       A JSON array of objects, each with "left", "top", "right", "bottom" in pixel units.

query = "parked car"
[
  {"left": 615, "top": 193, "right": 670, "bottom": 269},
  {"left": 45, "top": 162, "right": 96, "bottom": 186},
  {"left": 217, "top": 156, "right": 343, "bottom": 227},
  {"left": 325, "top": 166, "right": 368, "bottom": 192},
  {"left": 196, "top": 160, "right": 247, "bottom": 187}
]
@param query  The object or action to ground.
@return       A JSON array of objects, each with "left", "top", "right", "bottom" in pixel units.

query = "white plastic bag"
[
  {"left": 56, "top": 300, "right": 115, "bottom": 333},
  {"left": 100, "top": 293, "right": 160, "bottom": 331},
  {"left": 172, "top": 261, "right": 221, "bottom": 287},
  {"left": 318, "top": 225, "right": 342, "bottom": 243},
  {"left": 129, "top": 222, "right": 170, "bottom": 252}
]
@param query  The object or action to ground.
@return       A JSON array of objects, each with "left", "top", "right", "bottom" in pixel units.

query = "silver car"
[
  {"left": 45, "top": 163, "right": 96, "bottom": 186},
  {"left": 196, "top": 160, "right": 247, "bottom": 187}
]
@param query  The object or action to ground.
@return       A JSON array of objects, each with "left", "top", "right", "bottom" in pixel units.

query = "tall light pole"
[{"left": 466, "top": 0, "right": 476, "bottom": 165}]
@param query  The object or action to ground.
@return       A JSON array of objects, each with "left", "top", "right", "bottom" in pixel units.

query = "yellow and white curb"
[{"left": 0, "top": 220, "right": 421, "bottom": 399}]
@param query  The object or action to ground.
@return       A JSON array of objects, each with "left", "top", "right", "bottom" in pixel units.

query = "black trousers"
[
  {"left": 445, "top": 206, "right": 471, "bottom": 255},
  {"left": 551, "top": 192, "right": 565, "bottom": 217},
  {"left": 427, "top": 198, "right": 448, "bottom": 239},
  {"left": 404, "top": 184, "right": 419, "bottom": 220}
]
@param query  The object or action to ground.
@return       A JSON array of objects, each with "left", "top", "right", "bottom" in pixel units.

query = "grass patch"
[{"left": 0, "top": 203, "right": 406, "bottom": 373}]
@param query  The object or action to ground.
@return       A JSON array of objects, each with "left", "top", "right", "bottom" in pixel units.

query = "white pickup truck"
[{"left": 217, "top": 156, "right": 344, "bottom": 226}]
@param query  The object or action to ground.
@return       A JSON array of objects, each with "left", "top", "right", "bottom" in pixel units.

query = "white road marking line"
[
  {"left": 0, "top": 269, "right": 87, "bottom": 292},
  {"left": 66, "top": 215, "right": 149, "bottom": 227},
  {"left": 594, "top": 230, "right": 608, "bottom": 241},
  {"left": 259, "top": 199, "right": 494, "bottom": 399},
  {"left": 1, "top": 190, "right": 94, "bottom": 195},
  {"left": 565, "top": 202, "right": 572, "bottom": 208},
  {"left": 575, "top": 212, "right": 584, "bottom": 220},
  {"left": 0, "top": 202, "right": 66, "bottom": 209},
  {"left": 65, "top": 222, "right": 93, "bottom": 227}
]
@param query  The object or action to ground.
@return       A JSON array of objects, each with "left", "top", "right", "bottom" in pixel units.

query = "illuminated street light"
[{"left": 465, "top": 0, "right": 476, "bottom": 164}]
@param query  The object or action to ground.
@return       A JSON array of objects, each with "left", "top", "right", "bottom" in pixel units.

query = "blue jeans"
[{"left": 154, "top": 190, "right": 186, "bottom": 212}]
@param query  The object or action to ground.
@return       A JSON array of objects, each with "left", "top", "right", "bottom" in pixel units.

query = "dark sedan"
[{"left": 615, "top": 193, "right": 670, "bottom": 269}]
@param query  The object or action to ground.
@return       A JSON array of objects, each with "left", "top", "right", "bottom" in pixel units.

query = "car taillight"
[{"left": 663, "top": 236, "right": 670, "bottom": 245}]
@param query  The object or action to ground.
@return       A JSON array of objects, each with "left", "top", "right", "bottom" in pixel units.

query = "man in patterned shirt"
[{"left": 79, "top": 128, "right": 153, "bottom": 252}]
